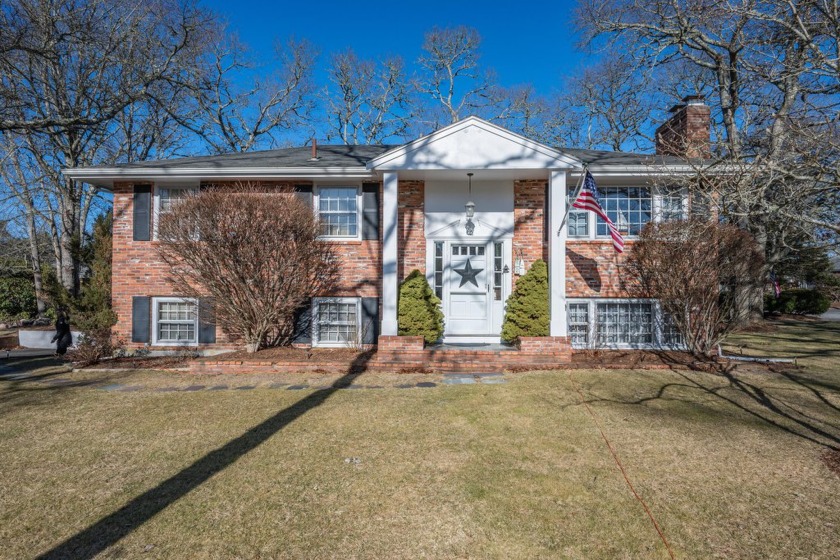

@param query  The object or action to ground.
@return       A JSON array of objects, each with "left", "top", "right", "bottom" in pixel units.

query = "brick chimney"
[{"left": 655, "top": 95, "right": 711, "bottom": 159}]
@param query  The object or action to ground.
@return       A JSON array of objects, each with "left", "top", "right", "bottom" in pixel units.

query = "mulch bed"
[
  {"left": 570, "top": 349, "right": 697, "bottom": 370},
  {"left": 82, "top": 356, "right": 193, "bottom": 370},
  {"left": 214, "top": 347, "right": 372, "bottom": 363}
]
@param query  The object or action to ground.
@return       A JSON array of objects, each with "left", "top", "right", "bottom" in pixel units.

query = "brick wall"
[
  {"left": 512, "top": 180, "right": 548, "bottom": 280},
  {"left": 397, "top": 180, "right": 425, "bottom": 280},
  {"left": 566, "top": 240, "right": 632, "bottom": 298},
  {"left": 112, "top": 181, "right": 383, "bottom": 350}
]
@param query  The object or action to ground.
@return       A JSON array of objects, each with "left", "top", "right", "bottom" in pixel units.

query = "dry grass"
[{"left": 0, "top": 318, "right": 838, "bottom": 559}]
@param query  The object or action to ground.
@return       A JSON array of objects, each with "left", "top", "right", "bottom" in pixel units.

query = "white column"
[
  {"left": 381, "top": 171, "right": 399, "bottom": 335},
  {"left": 548, "top": 170, "right": 567, "bottom": 336}
]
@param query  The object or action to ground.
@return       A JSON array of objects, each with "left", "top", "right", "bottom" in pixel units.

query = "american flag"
[{"left": 573, "top": 171, "right": 625, "bottom": 253}]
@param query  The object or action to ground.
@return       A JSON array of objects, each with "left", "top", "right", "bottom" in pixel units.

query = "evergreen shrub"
[
  {"left": 398, "top": 270, "right": 444, "bottom": 345},
  {"left": 501, "top": 259, "right": 549, "bottom": 343}
]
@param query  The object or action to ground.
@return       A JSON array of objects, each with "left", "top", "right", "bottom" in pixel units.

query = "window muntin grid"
[
  {"left": 452, "top": 245, "right": 485, "bottom": 256},
  {"left": 434, "top": 242, "right": 444, "bottom": 299},
  {"left": 595, "top": 187, "right": 652, "bottom": 237},
  {"left": 595, "top": 302, "right": 653, "bottom": 344},
  {"left": 568, "top": 302, "right": 589, "bottom": 345},
  {"left": 567, "top": 211, "right": 589, "bottom": 237},
  {"left": 316, "top": 300, "right": 358, "bottom": 344},
  {"left": 662, "top": 311, "right": 684, "bottom": 346},
  {"left": 158, "top": 187, "right": 195, "bottom": 214},
  {"left": 659, "top": 192, "right": 685, "bottom": 222},
  {"left": 156, "top": 300, "right": 196, "bottom": 343},
  {"left": 493, "top": 242, "right": 503, "bottom": 301},
  {"left": 318, "top": 187, "right": 358, "bottom": 237}
]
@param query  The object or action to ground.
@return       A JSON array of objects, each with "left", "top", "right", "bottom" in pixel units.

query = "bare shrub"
[
  {"left": 625, "top": 219, "right": 765, "bottom": 357},
  {"left": 157, "top": 183, "right": 338, "bottom": 352}
]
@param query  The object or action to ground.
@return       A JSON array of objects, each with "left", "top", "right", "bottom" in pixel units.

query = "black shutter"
[
  {"left": 292, "top": 299, "right": 312, "bottom": 344},
  {"left": 132, "top": 296, "right": 150, "bottom": 343},
  {"left": 133, "top": 185, "right": 151, "bottom": 241},
  {"left": 198, "top": 298, "right": 216, "bottom": 343},
  {"left": 294, "top": 184, "right": 313, "bottom": 208},
  {"left": 361, "top": 297, "right": 379, "bottom": 344},
  {"left": 362, "top": 183, "right": 380, "bottom": 240}
]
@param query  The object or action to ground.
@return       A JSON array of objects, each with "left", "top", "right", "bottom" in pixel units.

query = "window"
[
  {"left": 434, "top": 242, "right": 444, "bottom": 299},
  {"left": 659, "top": 190, "right": 686, "bottom": 222},
  {"left": 318, "top": 186, "right": 359, "bottom": 238},
  {"left": 493, "top": 242, "right": 503, "bottom": 301},
  {"left": 154, "top": 186, "right": 196, "bottom": 239},
  {"left": 568, "top": 302, "right": 589, "bottom": 345},
  {"left": 661, "top": 310, "right": 684, "bottom": 346},
  {"left": 567, "top": 211, "right": 589, "bottom": 238},
  {"left": 596, "top": 187, "right": 651, "bottom": 238},
  {"left": 595, "top": 301, "right": 653, "bottom": 345},
  {"left": 153, "top": 297, "right": 197, "bottom": 345},
  {"left": 314, "top": 298, "right": 360, "bottom": 346}
]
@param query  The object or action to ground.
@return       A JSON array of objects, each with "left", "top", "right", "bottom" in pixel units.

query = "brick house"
[{"left": 65, "top": 97, "right": 710, "bottom": 356}]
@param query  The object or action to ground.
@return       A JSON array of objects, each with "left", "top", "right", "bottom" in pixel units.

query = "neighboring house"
[{"left": 64, "top": 97, "right": 710, "bottom": 354}]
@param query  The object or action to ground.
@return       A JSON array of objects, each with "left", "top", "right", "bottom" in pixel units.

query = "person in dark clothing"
[{"left": 51, "top": 312, "right": 73, "bottom": 356}]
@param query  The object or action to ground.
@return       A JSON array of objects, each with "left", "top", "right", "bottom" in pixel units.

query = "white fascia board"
[
  {"left": 577, "top": 164, "right": 710, "bottom": 176},
  {"left": 62, "top": 167, "right": 376, "bottom": 189},
  {"left": 368, "top": 116, "right": 582, "bottom": 170}
]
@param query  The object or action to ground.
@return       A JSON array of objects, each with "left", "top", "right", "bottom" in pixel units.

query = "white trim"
[
  {"left": 549, "top": 170, "right": 568, "bottom": 336},
  {"left": 314, "top": 183, "right": 363, "bottom": 241},
  {"left": 368, "top": 116, "right": 581, "bottom": 170},
  {"left": 151, "top": 297, "right": 199, "bottom": 347},
  {"left": 311, "top": 297, "right": 361, "bottom": 348},
  {"left": 381, "top": 172, "right": 399, "bottom": 336}
]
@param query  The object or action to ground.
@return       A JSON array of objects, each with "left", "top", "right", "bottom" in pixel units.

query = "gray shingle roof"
[
  {"left": 81, "top": 144, "right": 689, "bottom": 170},
  {"left": 97, "top": 145, "right": 396, "bottom": 169}
]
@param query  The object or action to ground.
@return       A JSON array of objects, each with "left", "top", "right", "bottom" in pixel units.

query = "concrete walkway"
[{"left": 819, "top": 308, "right": 840, "bottom": 322}]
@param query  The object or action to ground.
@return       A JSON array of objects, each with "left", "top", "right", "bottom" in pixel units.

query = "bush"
[
  {"left": 501, "top": 259, "right": 549, "bottom": 343},
  {"left": 0, "top": 276, "right": 37, "bottom": 321},
  {"left": 766, "top": 289, "right": 831, "bottom": 315},
  {"left": 398, "top": 270, "right": 444, "bottom": 344}
]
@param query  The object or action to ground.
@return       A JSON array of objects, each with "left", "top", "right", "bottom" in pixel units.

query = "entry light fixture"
[{"left": 465, "top": 172, "right": 476, "bottom": 235}]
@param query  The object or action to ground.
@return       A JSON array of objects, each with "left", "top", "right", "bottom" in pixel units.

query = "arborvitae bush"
[
  {"left": 501, "top": 259, "right": 549, "bottom": 343},
  {"left": 398, "top": 270, "right": 444, "bottom": 344}
]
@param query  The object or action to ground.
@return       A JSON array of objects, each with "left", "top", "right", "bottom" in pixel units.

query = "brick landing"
[{"left": 190, "top": 336, "right": 572, "bottom": 375}]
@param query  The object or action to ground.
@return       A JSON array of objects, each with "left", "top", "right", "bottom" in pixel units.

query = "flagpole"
[{"left": 557, "top": 165, "right": 588, "bottom": 235}]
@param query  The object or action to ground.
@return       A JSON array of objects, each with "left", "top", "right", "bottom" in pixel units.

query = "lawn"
[{"left": 1, "top": 319, "right": 838, "bottom": 559}]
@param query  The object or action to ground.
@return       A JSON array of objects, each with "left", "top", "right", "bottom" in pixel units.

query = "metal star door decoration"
[{"left": 454, "top": 259, "right": 483, "bottom": 287}]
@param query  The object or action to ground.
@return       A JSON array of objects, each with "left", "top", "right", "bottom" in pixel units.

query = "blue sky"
[{"left": 202, "top": 0, "right": 588, "bottom": 95}]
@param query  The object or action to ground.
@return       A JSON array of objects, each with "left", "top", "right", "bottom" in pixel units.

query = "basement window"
[
  {"left": 152, "top": 297, "right": 198, "bottom": 345},
  {"left": 313, "top": 297, "right": 361, "bottom": 347}
]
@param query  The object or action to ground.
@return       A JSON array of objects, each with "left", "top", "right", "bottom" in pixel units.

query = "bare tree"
[
  {"left": 625, "top": 220, "right": 765, "bottom": 357},
  {"left": 414, "top": 26, "right": 500, "bottom": 130},
  {"left": 322, "top": 49, "right": 411, "bottom": 144},
  {"left": 0, "top": 0, "right": 212, "bottom": 296},
  {"left": 156, "top": 184, "right": 338, "bottom": 351},
  {"left": 577, "top": 0, "right": 840, "bottom": 320},
  {"left": 169, "top": 35, "right": 317, "bottom": 153}
]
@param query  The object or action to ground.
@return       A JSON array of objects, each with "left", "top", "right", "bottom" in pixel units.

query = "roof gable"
[{"left": 369, "top": 116, "right": 580, "bottom": 171}]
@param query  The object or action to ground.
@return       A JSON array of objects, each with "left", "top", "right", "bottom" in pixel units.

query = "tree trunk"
[{"left": 24, "top": 208, "right": 46, "bottom": 316}]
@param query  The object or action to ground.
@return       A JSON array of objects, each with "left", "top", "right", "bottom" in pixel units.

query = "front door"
[
  {"left": 442, "top": 241, "right": 510, "bottom": 337},
  {"left": 446, "top": 243, "right": 493, "bottom": 335}
]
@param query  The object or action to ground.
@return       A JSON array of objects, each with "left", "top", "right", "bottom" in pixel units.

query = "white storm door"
[{"left": 446, "top": 243, "right": 491, "bottom": 335}]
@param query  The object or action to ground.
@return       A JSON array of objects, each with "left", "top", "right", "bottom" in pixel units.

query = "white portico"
[{"left": 367, "top": 117, "right": 580, "bottom": 343}]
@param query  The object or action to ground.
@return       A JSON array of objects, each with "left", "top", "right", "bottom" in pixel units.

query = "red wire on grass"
[{"left": 568, "top": 370, "right": 677, "bottom": 560}]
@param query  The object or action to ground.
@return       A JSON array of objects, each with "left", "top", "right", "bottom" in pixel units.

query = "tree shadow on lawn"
[
  {"left": 36, "top": 351, "right": 375, "bottom": 560},
  {"left": 574, "top": 360, "right": 840, "bottom": 453}
]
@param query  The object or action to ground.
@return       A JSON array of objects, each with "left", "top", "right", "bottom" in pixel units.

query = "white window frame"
[
  {"left": 312, "top": 297, "right": 362, "bottom": 348},
  {"left": 153, "top": 185, "right": 198, "bottom": 240},
  {"left": 152, "top": 296, "right": 199, "bottom": 346},
  {"left": 314, "top": 184, "right": 363, "bottom": 241},
  {"left": 566, "top": 298, "right": 686, "bottom": 350},
  {"left": 565, "top": 185, "right": 688, "bottom": 240}
]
